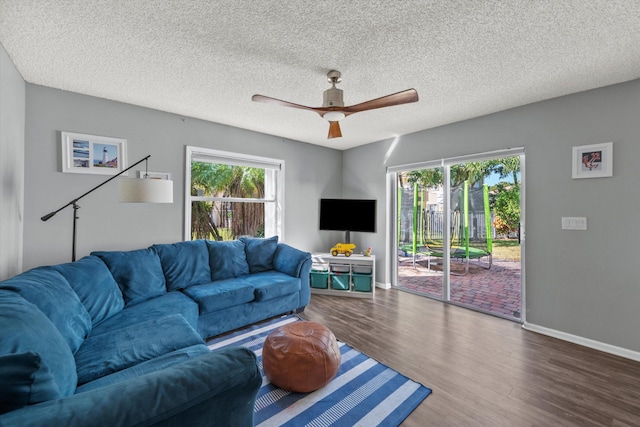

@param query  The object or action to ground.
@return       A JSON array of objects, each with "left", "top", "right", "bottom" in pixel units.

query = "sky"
[{"left": 485, "top": 171, "right": 520, "bottom": 186}]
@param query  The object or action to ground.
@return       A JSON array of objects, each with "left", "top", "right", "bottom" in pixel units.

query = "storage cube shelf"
[{"left": 310, "top": 253, "right": 375, "bottom": 298}]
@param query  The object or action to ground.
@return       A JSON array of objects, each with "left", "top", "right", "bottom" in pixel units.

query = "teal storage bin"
[
  {"left": 352, "top": 273, "right": 372, "bottom": 292},
  {"left": 330, "top": 273, "right": 350, "bottom": 290},
  {"left": 310, "top": 270, "right": 329, "bottom": 289}
]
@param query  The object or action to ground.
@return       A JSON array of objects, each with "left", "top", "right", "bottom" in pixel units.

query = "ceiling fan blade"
[
  {"left": 344, "top": 88, "right": 419, "bottom": 114},
  {"left": 252, "top": 94, "right": 318, "bottom": 114},
  {"left": 328, "top": 121, "right": 342, "bottom": 139}
]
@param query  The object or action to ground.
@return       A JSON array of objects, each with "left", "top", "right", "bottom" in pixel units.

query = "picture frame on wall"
[
  {"left": 61, "top": 131, "right": 128, "bottom": 175},
  {"left": 571, "top": 142, "right": 613, "bottom": 179},
  {"left": 137, "top": 171, "right": 171, "bottom": 180}
]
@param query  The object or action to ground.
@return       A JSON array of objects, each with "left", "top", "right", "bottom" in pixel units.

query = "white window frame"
[{"left": 184, "top": 146, "right": 285, "bottom": 241}]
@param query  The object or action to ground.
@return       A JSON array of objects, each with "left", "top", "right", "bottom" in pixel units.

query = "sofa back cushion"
[
  {"left": 0, "top": 268, "right": 92, "bottom": 354},
  {"left": 239, "top": 236, "right": 278, "bottom": 273},
  {"left": 52, "top": 256, "right": 125, "bottom": 326},
  {"left": 152, "top": 240, "right": 211, "bottom": 291},
  {"left": 92, "top": 248, "right": 166, "bottom": 306},
  {"left": 0, "top": 291, "right": 77, "bottom": 403},
  {"left": 206, "top": 240, "right": 249, "bottom": 281}
]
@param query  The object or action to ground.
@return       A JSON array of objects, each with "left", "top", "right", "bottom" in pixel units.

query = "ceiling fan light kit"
[
  {"left": 323, "top": 111, "right": 346, "bottom": 121},
  {"left": 252, "top": 70, "right": 419, "bottom": 139}
]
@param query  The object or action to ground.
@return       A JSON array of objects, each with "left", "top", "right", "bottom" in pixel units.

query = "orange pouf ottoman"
[{"left": 262, "top": 321, "right": 341, "bottom": 393}]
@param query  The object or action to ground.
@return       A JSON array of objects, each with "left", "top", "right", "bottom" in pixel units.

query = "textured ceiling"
[{"left": 1, "top": 1, "right": 639, "bottom": 150}]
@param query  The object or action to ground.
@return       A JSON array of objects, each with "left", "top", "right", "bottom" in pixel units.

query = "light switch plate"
[{"left": 562, "top": 217, "right": 587, "bottom": 230}]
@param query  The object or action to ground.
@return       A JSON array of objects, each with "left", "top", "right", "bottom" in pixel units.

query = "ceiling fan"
[{"left": 252, "top": 70, "right": 419, "bottom": 139}]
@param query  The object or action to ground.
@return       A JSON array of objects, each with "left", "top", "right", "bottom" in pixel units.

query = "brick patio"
[{"left": 396, "top": 255, "right": 522, "bottom": 320}]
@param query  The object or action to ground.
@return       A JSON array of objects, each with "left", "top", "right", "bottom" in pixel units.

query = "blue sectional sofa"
[{"left": 0, "top": 237, "right": 312, "bottom": 426}]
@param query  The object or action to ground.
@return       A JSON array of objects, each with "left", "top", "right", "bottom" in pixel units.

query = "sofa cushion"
[
  {"left": 240, "top": 271, "right": 301, "bottom": 302},
  {"left": 0, "top": 267, "right": 92, "bottom": 354},
  {"left": 75, "top": 344, "right": 210, "bottom": 394},
  {"left": 90, "top": 292, "right": 200, "bottom": 337},
  {"left": 182, "top": 278, "right": 255, "bottom": 314},
  {"left": 239, "top": 236, "right": 278, "bottom": 273},
  {"left": 51, "top": 256, "right": 125, "bottom": 326},
  {"left": 92, "top": 248, "right": 166, "bottom": 306},
  {"left": 0, "top": 351, "right": 62, "bottom": 414},
  {"left": 74, "top": 314, "right": 204, "bottom": 385},
  {"left": 206, "top": 240, "right": 249, "bottom": 281},
  {"left": 152, "top": 240, "right": 211, "bottom": 291},
  {"left": 0, "top": 291, "right": 77, "bottom": 398}
]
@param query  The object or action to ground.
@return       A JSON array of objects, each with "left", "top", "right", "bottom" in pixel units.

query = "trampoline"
[{"left": 399, "top": 180, "right": 492, "bottom": 275}]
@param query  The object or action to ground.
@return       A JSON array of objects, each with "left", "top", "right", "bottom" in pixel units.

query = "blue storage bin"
[
  {"left": 330, "top": 273, "right": 350, "bottom": 290},
  {"left": 310, "top": 270, "right": 329, "bottom": 289},
  {"left": 352, "top": 273, "right": 372, "bottom": 292}
]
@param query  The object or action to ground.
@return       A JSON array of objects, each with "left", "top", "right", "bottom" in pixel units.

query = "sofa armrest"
[
  {"left": 273, "top": 243, "right": 312, "bottom": 309},
  {"left": 273, "top": 244, "right": 311, "bottom": 278},
  {"left": 0, "top": 347, "right": 261, "bottom": 427}
]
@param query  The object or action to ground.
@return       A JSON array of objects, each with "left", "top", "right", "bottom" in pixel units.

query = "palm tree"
[
  {"left": 492, "top": 157, "right": 520, "bottom": 188},
  {"left": 191, "top": 162, "right": 265, "bottom": 240},
  {"left": 405, "top": 168, "right": 443, "bottom": 189},
  {"left": 450, "top": 161, "right": 497, "bottom": 187}
]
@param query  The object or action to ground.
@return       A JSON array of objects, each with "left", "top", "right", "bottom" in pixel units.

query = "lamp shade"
[{"left": 119, "top": 178, "right": 173, "bottom": 203}]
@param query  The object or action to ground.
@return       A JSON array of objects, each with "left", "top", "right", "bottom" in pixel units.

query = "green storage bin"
[
  {"left": 352, "top": 273, "right": 372, "bottom": 292},
  {"left": 330, "top": 273, "right": 350, "bottom": 290},
  {"left": 310, "top": 270, "right": 329, "bottom": 289}
]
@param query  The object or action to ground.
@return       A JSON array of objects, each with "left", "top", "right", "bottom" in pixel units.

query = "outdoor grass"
[{"left": 492, "top": 239, "right": 521, "bottom": 260}]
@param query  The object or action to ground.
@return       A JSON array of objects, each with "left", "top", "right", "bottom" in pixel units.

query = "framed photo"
[
  {"left": 61, "top": 132, "right": 127, "bottom": 175},
  {"left": 572, "top": 142, "right": 613, "bottom": 179},
  {"left": 137, "top": 171, "right": 171, "bottom": 180}
]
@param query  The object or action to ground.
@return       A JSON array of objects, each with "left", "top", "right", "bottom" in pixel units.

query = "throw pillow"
[
  {"left": 206, "top": 240, "right": 249, "bottom": 281},
  {"left": 0, "top": 290, "right": 77, "bottom": 399},
  {"left": 92, "top": 248, "right": 166, "bottom": 306},
  {"left": 0, "top": 351, "right": 61, "bottom": 414},
  {"left": 239, "top": 236, "right": 279, "bottom": 273}
]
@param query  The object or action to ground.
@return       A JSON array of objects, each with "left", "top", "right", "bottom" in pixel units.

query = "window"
[{"left": 185, "top": 146, "right": 284, "bottom": 241}]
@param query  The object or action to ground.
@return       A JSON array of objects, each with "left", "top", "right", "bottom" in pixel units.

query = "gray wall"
[
  {"left": 344, "top": 79, "right": 640, "bottom": 353},
  {"left": 23, "top": 85, "right": 343, "bottom": 269},
  {"left": 0, "top": 44, "right": 25, "bottom": 280}
]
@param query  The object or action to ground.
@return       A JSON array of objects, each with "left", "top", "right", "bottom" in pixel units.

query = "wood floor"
[{"left": 299, "top": 288, "right": 640, "bottom": 426}]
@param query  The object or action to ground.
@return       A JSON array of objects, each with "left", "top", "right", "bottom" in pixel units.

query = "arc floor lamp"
[{"left": 41, "top": 155, "right": 173, "bottom": 261}]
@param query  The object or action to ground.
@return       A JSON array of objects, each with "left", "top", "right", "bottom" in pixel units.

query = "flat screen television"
[{"left": 319, "top": 198, "right": 376, "bottom": 243}]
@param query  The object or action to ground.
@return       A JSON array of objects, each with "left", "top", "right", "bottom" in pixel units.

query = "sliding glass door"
[
  {"left": 396, "top": 166, "right": 446, "bottom": 299},
  {"left": 392, "top": 150, "right": 524, "bottom": 321}
]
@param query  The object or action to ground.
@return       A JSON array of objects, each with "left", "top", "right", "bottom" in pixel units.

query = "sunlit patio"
[{"left": 396, "top": 254, "right": 522, "bottom": 321}]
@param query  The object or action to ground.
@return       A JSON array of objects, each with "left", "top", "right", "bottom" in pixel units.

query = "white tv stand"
[{"left": 310, "top": 253, "right": 375, "bottom": 298}]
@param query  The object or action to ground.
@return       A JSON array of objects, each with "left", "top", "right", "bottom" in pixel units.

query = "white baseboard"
[
  {"left": 375, "top": 281, "right": 391, "bottom": 290},
  {"left": 522, "top": 322, "right": 640, "bottom": 363}
]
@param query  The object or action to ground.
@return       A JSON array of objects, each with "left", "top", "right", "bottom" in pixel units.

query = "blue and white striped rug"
[{"left": 207, "top": 315, "right": 432, "bottom": 427}]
